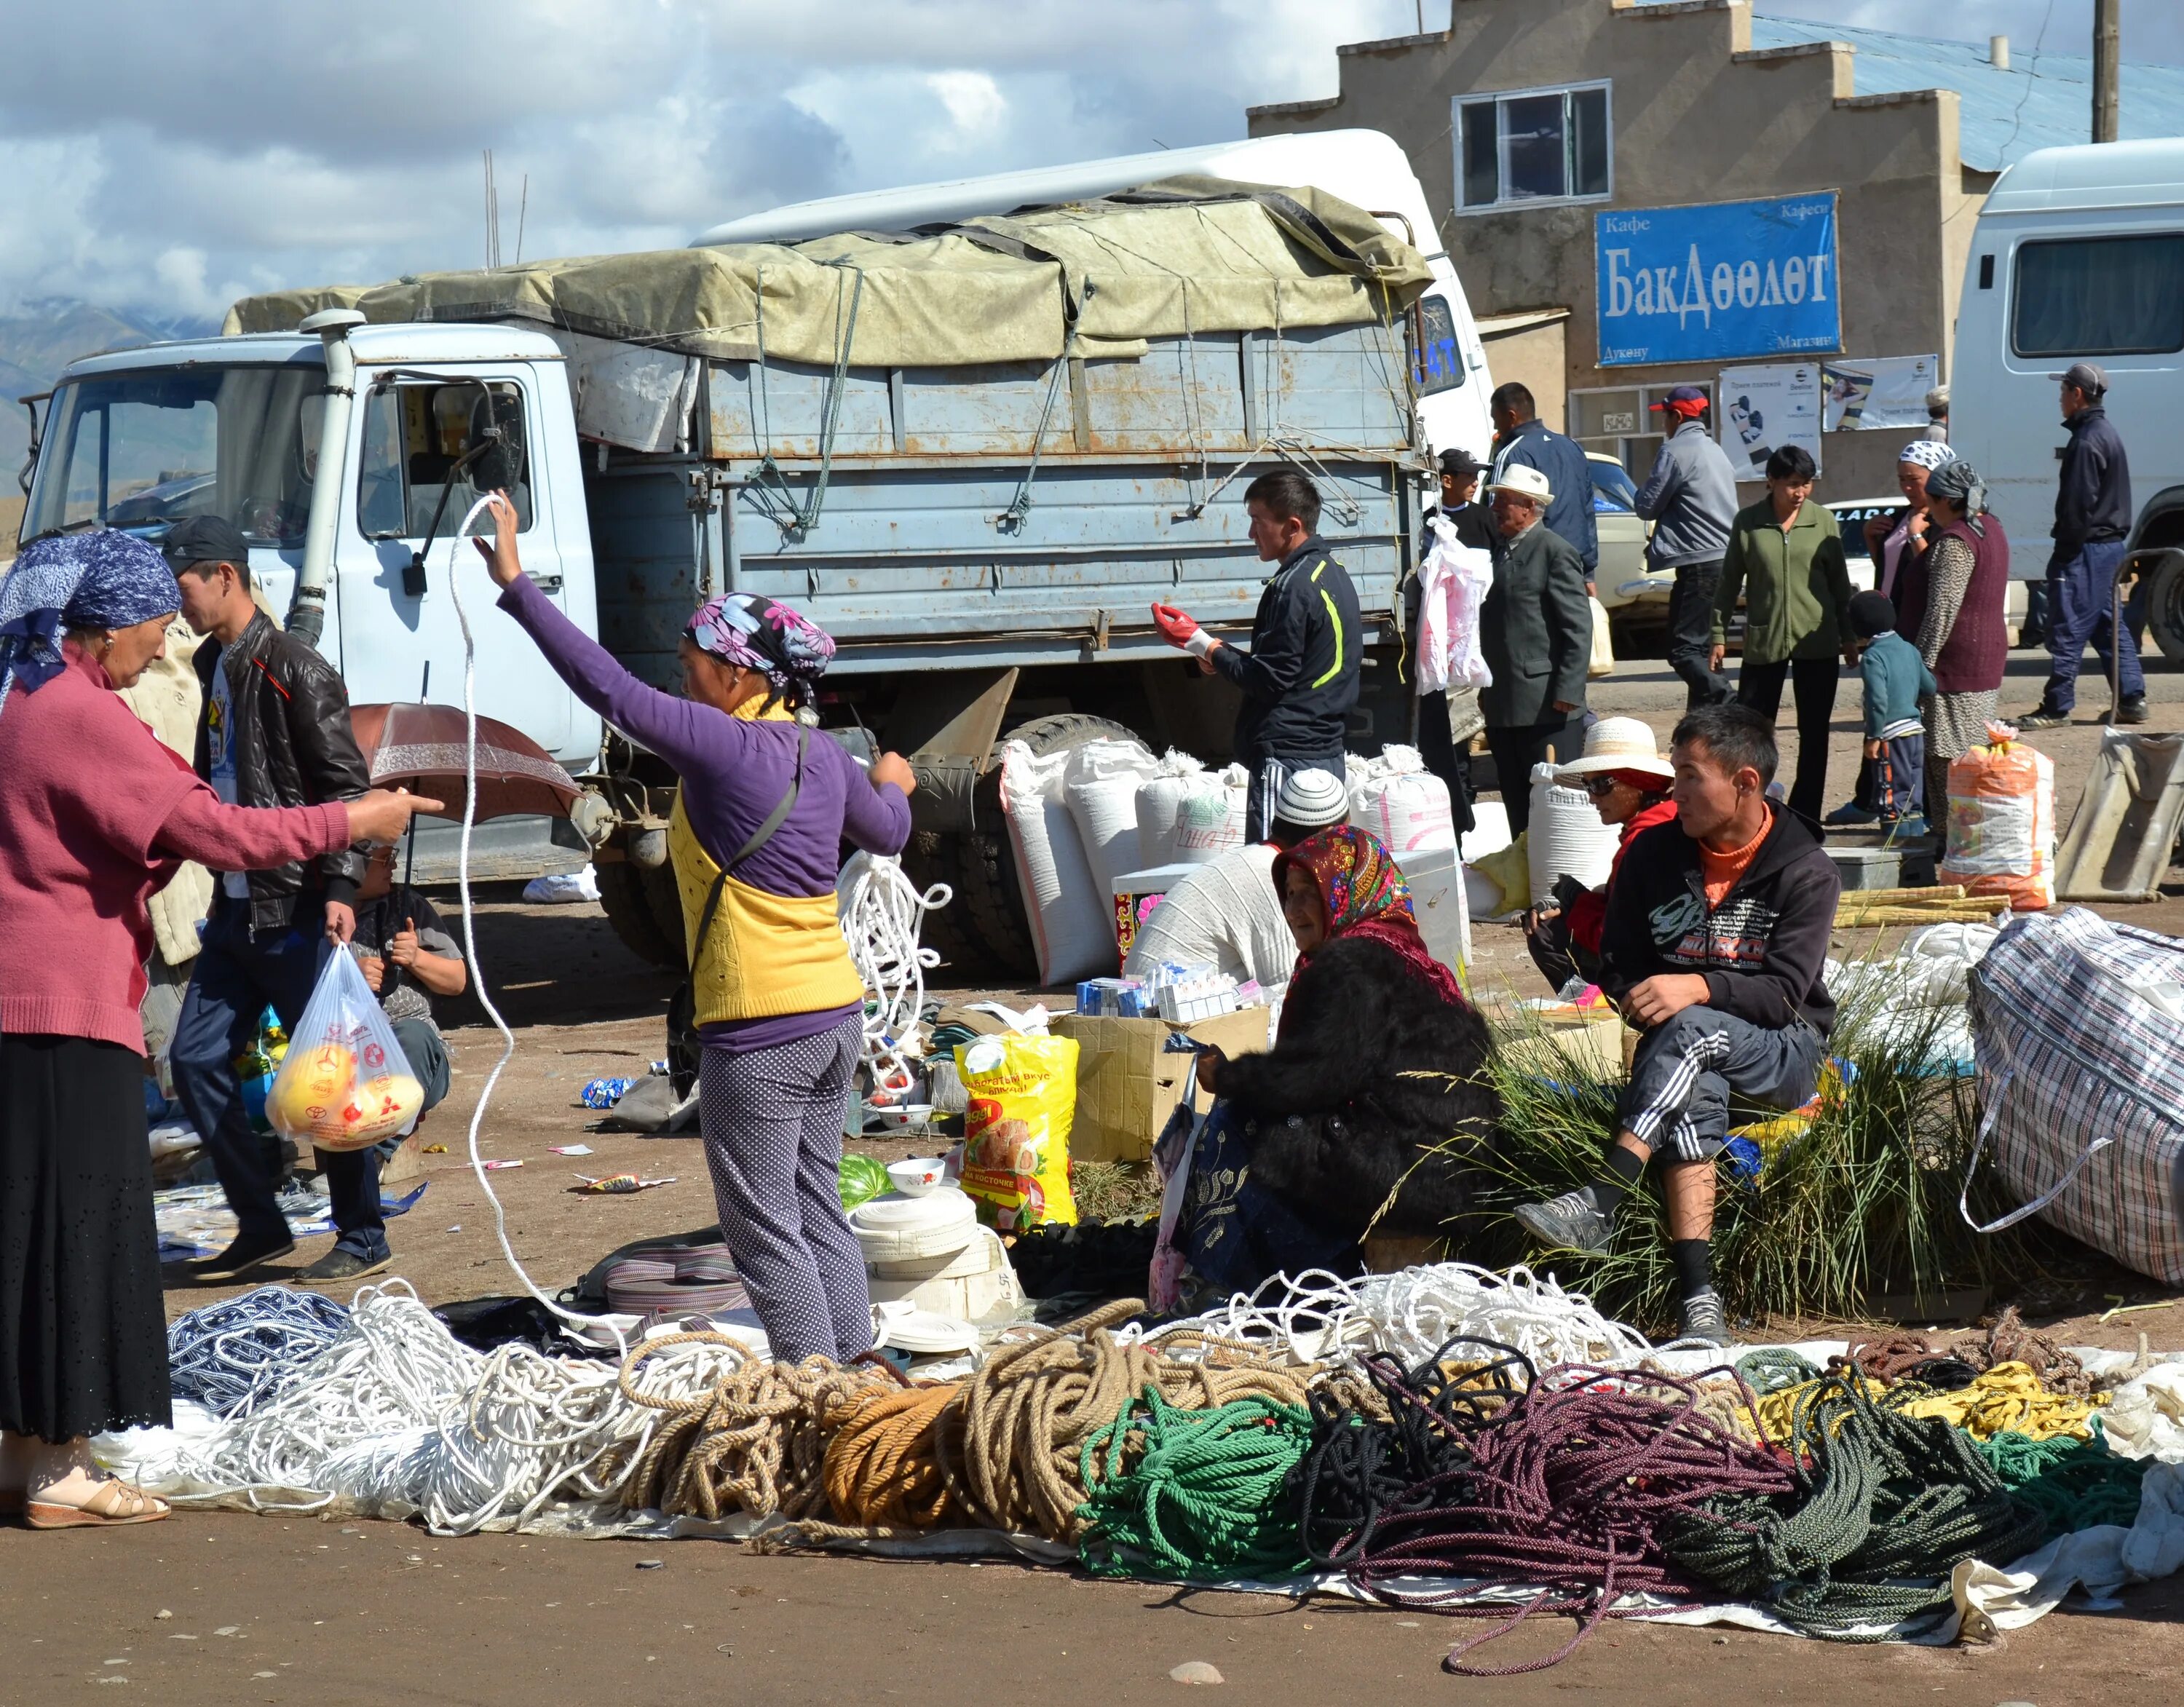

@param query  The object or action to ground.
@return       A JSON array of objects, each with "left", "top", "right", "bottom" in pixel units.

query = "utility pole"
[{"left": 2094, "top": 0, "right": 2121, "bottom": 143}]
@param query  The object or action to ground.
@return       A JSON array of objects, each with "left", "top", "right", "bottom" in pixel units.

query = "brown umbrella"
[{"left": 349, "top": 702, "right": 581, "bottom": 823}]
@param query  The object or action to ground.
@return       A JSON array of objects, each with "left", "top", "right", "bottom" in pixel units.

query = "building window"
[
  {"left": 1456, "top": 82, "right": 1610, "bottom": 213},
  {"left": 2012, "top": 234, "right": 2184, "bottom": 357}
]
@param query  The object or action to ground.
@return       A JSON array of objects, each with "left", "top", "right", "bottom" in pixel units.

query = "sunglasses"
[{"left": 1580, "top": 777, "right": 1623, "bottom": 797}]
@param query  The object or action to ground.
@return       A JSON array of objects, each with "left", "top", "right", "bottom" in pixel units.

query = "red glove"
[{"left": 1152, "top": 602, "right": 1217, "bottom": 658}]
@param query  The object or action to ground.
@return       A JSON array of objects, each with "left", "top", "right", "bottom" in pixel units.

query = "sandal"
[{"left": 25, "top": 1477, "right": 170, "bottom": 1529}]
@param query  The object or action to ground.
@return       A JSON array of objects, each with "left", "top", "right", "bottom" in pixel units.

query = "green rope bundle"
[
  {"left": 1976, "top": 1425, "right": 2147, "bottom": 1542},
  {"left": 1076, "top": 1387, "right": 1315, "bottom": 1583},
  {"left": 1734, "top": 1348, "right": 1821, "bottom": 1395},
  {"left": 1667, "top": 1371, "right": 2048, "bottom": 1640}
]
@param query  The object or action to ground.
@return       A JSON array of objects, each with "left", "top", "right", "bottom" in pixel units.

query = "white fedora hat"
[
  {"left": 1554, "top": 716, "right": 1673, "bottom": 783},
  {"left": 1484, "top": 463, "right": 1554, "bottom": 504}
]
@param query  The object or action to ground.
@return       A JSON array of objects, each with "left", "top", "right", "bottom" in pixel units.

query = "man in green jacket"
[{"left": 1709, "top": 445, "right": 1855, "bottom": 829}]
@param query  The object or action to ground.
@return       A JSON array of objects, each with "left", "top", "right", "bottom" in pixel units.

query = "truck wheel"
[
  {"left": 902, "top": 831, "right": 997, "bottom": 977},
  {"left": 946, "top": 712, "right": 1140, "bottom": 981},
  {"left": 2147, "top": 555, "right": 2184, "bottom": 665},
  {"left": 596, "top": 861, "right": 680, "bottom": 970},
  {"left": 643, "top": 860, "right": 689, "bottom": 963}
]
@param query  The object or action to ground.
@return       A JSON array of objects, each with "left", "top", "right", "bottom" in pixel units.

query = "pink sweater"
[{"left": 0, "top": 644, "right": 350, "bottom": 1053}]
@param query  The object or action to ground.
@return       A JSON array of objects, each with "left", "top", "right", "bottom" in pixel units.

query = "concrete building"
[{"left": 1249, "top": 1, "right": 2184, "bottom": 502}]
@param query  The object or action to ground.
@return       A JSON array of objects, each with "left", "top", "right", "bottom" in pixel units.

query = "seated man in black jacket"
[{"left": 1512, "top": 704, "right": 1839, "bottom": 1347}]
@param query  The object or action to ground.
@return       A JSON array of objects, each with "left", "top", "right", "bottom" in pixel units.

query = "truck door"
[{"left": 341, "top": 371, "right": 574, "bottom": 756}]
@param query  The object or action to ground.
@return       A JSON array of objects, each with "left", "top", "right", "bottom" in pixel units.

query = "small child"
[{"left": 1847, "top": 590, "right": 1936, "bottom": 838}]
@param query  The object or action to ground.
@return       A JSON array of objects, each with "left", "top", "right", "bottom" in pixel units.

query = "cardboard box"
[
  {"left": 1051, "top": 1005, "right": 1273, "bottom": 1164},
  {"left": 1476, "top": 994, "right": 1631, "bottom": 1082}
]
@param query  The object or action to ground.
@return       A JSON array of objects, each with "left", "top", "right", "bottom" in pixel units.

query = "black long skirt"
[{"left": 0, "top": 1034, "right": 171, "bottom": 1442}]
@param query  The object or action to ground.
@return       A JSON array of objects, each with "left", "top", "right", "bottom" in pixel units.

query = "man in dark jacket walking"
[
  {"left": 164, "top": 516, "right": 389, "bottom": 1285},
  {"left": 1477, "top": 464, "right": 1591, "bottom": 834},
  {"left": 1512, "top": 704, "right": 1839, "bottom": 1347},
  {"left": 2022, "top": 363, "right": 2147, "bottom": 726},
  {"left": 1489, "top": 382, "right": 1597, "bottom": 588},
  {"left": 1633, "top": 387, "right": 1739, "bottom": 709},
  {"left": 1153, "top": 467, "right": 1361, "bottom": 839}
]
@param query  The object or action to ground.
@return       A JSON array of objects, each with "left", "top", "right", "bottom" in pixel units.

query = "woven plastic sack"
[
  {"left": 1000, "top": 740, "right": 1114, "bottom": 986},
  {"left": 264, "top": 951, "right": 423, "bottom": 1152},
  {"left": 955, "top": 1033, "right": 1080, "bottom": 1231},
  {"left": 1063, "top": 737, "right": 1160, "bottom": 899},
  {"left": 1527, "top": 763, "right": 1620, "bottom": 906},
  {"left": 1133, "top": 752, "right": 1207, "bottom": 868},
  {"left": 1348, "top": 743, "right": 1455, "bottom": 855},
  {"left": 1941, "top": 722, "right": 2055, "bottom": 911},
  {"left": 1965, "top": 908, "right": 2184, "bottom": 1285}
]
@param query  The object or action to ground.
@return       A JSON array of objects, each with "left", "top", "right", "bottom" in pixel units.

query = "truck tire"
[
  {"left": 596, "top": 860, "right": 680, "bottom": 971},
  {"left": 946, "top": 712, "right": 1140, "bottom": 981},
  {"left": 902, "top": 831, "right": 997, "bottom": 977},
  {"left": 2146, "top": 555, "right": 2184, "bottom": 665}
]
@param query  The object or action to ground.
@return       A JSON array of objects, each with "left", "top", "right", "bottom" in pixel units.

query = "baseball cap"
[
  {"left": 161, "top": 514, "right": 253, "bottom": 570},
  {"left": 1648, "top": 384, "right": 1709, "bottom": 415},
  {"left": 2050, "top": 361, "right": 2109, "bottom": 395},
  {"left": 1274, "top": 767, "right": 1349, "bottom": 829},
  {"left": 1437, "top": 446, "right": 1483, "bottom": 478}
]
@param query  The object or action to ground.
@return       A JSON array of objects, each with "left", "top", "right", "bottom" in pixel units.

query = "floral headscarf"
[
  {"left": 1897, "top": 439, "right": 1953, "bottom": 472},
  {"left": 0, "top": 528, "right": 181, "bottom": 719},
  {"left": 686, "top": 591, "right": 836, "bottom": 709},
  {"left": 1273, "top": 824, "right": 1465, "bottom": 1007}
]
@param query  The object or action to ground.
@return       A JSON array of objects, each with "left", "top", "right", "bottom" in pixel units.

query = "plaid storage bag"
[{"left": 1965, "top": 907, "right": 2184, "bottom": 1283}]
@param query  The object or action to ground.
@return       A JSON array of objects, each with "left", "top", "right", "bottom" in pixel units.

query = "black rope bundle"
[
  {"left": 1294, "top": 1342, "right": 1797, "bottom": 1676},
  {"left": 1667, "top": 1366, "right": 2050, "bottom": 1641}
]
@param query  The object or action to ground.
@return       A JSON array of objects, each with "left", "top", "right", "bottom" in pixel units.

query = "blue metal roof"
[{"left": 1749, "top": 15, "right": 2184, "bottom": 174}]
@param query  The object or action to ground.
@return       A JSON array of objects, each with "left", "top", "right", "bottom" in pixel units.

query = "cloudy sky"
[{"left": 2, "top": 0, "right": 2175, "bottom": 325}]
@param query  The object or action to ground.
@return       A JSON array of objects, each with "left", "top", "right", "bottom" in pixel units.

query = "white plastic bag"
[
  {"left": 1063, "top": 737, "right": 1161, "bottom": 898},
  {"left": 1000, "top": 740, "right": 1115, "bottom": 986},
  {"left": 1413, "top": 513, "right": 1494, "bottom": 693},
  {"left": 264, "top": 951, "right": 423, "bottom": 1152}
]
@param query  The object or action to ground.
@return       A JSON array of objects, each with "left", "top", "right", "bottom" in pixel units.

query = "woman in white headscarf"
[
  {"left": 1902, "top": 459, "right": 2012, "bottom": 827},
  {"left": 1863, "top": 438, "right": 1955, "bottom": 613}
]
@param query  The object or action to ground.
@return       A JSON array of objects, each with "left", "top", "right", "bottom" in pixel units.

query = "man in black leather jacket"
[{"left": 164, "top": 516, "right": 392, "bottom": 1284}]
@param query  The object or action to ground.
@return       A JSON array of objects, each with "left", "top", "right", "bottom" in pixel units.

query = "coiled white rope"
[
  {"left": 836, "top": 849, "right": 951, "bottom": 1095},
  {"left": 443, "top": 496, "right": 626, "bottom": 1356},
  {"left": 111, "top": 1282, "right": 746, "bottom": 1533},
  {"left": 1135, "top": 1262, "right": 1653, "bottom": 1371},
  {"left": 166, "top": 1286, "right": 353, "bottom": 1419}
]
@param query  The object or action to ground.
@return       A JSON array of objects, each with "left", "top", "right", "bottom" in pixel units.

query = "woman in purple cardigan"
[
  {"left": 1899, "top": 459, "right": 2011, "bottom": 825},
  {"left": 0, "top": 531, "right": 435, "bottom": 1529},
  {"left": 473, "top": 495, "right": 915, "bottom": 1363}
]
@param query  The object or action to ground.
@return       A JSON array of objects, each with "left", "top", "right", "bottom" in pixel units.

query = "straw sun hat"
[{"left": 1553, "top": 716, "right": 1674, "bottom": 785}]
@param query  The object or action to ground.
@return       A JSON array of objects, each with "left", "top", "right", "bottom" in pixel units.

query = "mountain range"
[{"left": 1, "top": 298, "right": 218, "bottom": 489}]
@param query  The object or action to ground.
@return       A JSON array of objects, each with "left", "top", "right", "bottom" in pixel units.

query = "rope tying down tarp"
[
  {"left": 1142, "top": 1264, "right": 1650, "bottom": 1371},
  {"left": 932, "top": 1300, "right": 1317, "bottom": 1542},
  {"left": 1298, "top": 1344, "right": 1796, "bottom": 1676},
  {"left": 1669, "top": 1369, "right": 2049, "bottom": 1641},
  {"left": 745, "top": 260, "right": 866, "bottom": 538},
  {"left": 1977, "top": 1425, "right": 2148, "bottom": 1542},
  {"left": 115, "top": 1282, "right": 698, "bottom": 1533},
  {"left": 613, "top": 1331, "right": 901, "bottom": 1521},
  {"left": 1076, "top": 1387, "right": 1316, "bottom": 1582},
  {"left": 166, "top": 1287, "right": 353, "bottom": 1419}
]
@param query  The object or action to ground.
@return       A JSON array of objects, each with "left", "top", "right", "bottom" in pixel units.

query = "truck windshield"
[{"left": 24, "top": 364, "right": 325, "bottom": 547}]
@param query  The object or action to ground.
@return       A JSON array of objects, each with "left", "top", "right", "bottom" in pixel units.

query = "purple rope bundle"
[{"left": 1340, "top": 1361, "right": 1797, "bottom": 1675}]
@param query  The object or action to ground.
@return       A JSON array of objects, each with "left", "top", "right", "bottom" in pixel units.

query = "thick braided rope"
[
  {"left": 165, "top": 1286, "right": 354, "bottom": 1418},
  {"left": 1977, "top": 1425, "right": 2147, "bottom": 1542},
  {"left": 823, "top": 1384, "right": 962, "bottom": 1529}
]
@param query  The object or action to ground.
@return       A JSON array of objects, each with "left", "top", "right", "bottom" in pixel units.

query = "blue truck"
[{"left": 17, "top": 130, "right": 1492, "bottom": 975}]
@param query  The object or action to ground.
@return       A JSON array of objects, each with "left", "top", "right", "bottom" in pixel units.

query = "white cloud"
[{"left": 927, "top": 69, "right": 1008, "bottom": 142}]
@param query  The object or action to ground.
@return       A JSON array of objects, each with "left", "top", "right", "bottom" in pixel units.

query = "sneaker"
[
  {"left": 295, "top": 1247, "right": 392, "bottom": 1286},
  {"left": 2113, "top": 696, "right": 2151, "bottom": 726},
  {"left": 186, "top": 1230, "right": 296, "bottom": 1282},
  {"left": 1513, "top": 1189, "right": 1615, "bottom": 1257},
  {"left": 1675, "top": 1288, "right": 1735, "bottom": 1349},
  {"left": 1824, "top": 801, "right": 1880, "bottom": 827},
  {"left": 2016, "top": 705, "right": 2070, "bottom": 730}
]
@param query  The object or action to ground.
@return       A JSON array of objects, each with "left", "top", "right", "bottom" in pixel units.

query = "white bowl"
[{"left": 887, "top": 1157, "right": 947, "bottom": 1197}]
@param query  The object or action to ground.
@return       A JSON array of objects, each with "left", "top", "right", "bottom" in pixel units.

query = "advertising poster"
[
  {"left": 1717, "top": 363, "right": 1824, "bottom": 482},
  {"left": 1595, "top": 192, "right": 1840, "bottom": 366},
  {"left": 1821, "top": 353, "right": 1940, "bottom": 431}
]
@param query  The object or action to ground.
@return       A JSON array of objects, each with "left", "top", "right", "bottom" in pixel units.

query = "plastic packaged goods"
[
  {"left": 1062, "top": 738, "right": 1163, "bottom": 900},
  {"left": 1000, "top": 740, "right": 1115, "bottom": 986},
  {"left": 1942, "top": 723, "right": 2056, "bottom": 911},
  {"left": 954, "top": 1033, "right": 1080, "bottom": 1231},
  {"left": 1348, "top": 743, "right": 1457, "bottom": 855},
  {"left": 1527, "top": 763, "right": 1620, "bottom": 906},
  {"left": 263, "top": 954, "right": 423, "bottom": 1152}
]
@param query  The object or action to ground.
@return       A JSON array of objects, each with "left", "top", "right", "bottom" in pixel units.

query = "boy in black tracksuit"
[
  {"left": 1514, "top": 704, "right": 1839, "bottom": 1347},
  {"left": 1152, "top": 467, "right": 1361, "bottom": 838}
]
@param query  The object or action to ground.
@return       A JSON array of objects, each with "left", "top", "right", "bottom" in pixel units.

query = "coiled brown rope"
[
  {"left": 823, "top": 1382, "right": 963, "bottom": 1529},
  {"left": 930, "top": 1299, "right": 1316, "bottom": 1541}
]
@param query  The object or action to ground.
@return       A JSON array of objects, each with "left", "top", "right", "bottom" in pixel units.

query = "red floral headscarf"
[{"left": 1273, "top": 825, "right": 1465, "bottom": 1008}]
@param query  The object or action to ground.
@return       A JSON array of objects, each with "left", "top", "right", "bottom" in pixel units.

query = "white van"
[{"left": 1952, "top": 138, "right": 2184, "bottom": 661}]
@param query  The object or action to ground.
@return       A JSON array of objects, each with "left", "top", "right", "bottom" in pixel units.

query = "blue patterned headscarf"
[{"left": 0, "top": 529, "right": 181, "bottom": 717}]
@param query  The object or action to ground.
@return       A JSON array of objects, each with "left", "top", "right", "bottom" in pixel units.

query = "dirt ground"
[{"left": 50, "top": 641, "right": 2183, "bottom": 1705}]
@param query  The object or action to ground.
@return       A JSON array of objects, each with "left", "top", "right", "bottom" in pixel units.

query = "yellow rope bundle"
[{"left": 1891, "top": 1362, "right": 2108, "bottom": 1442}]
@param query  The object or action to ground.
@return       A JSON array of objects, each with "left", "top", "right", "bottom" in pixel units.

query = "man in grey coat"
[
  {"left": 1633, "top": 387, "right": 1740, "bottom": 709},
  {"left": 1479, "top": 464, "right": 1593, "bottom": 835}
]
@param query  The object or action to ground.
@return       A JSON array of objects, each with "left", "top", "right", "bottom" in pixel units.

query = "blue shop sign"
[{"left": 1594, "top": 194, "right": 1840, "bottom": 367}]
